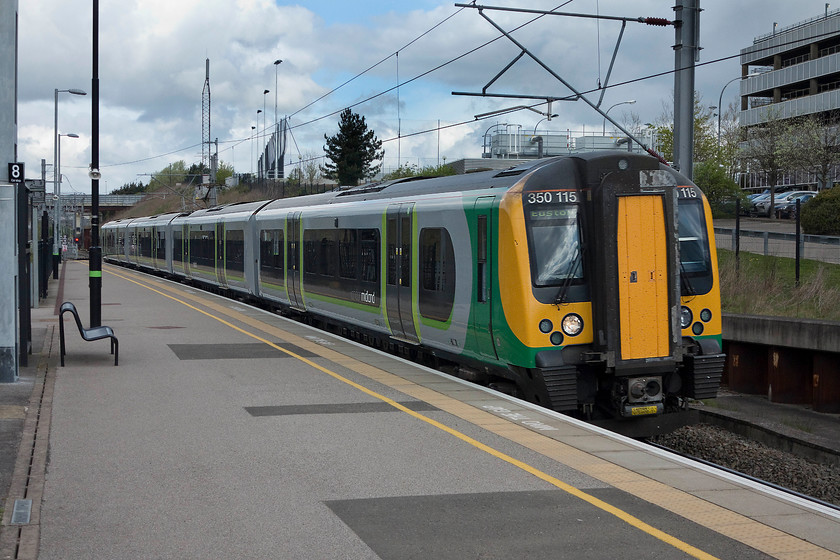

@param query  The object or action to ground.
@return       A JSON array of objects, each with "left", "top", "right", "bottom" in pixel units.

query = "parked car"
[
  {"left": 754, "top": 190, "right": 812, "bottom": 216},
  {"left": 738, "top": 192, "right": 767, "bottom": 215},
  {"left": 776, "top": 192, "right": 816, "bottom": 218},
  {"left": 747, "top": 193, "right": 771, "bottom": 216}
]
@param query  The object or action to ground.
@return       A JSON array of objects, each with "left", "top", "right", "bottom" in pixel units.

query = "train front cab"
[{"left": 498, "top": 152, "right": 724, "bottom": 419}]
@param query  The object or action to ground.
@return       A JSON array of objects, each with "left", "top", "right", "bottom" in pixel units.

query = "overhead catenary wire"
[{"left": 94, "top": 4, "right": 833, "bottom": 174}]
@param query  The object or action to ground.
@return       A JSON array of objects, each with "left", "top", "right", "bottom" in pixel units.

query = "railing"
[
  {"left": 715, "top": 227, "right": 840, "bottom": 265},
  {"left": 754, "top": 8, "right": 840, "bottom": 42}
]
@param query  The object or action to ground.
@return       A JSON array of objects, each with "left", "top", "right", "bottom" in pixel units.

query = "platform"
[{"left": 1, "top": 260, "right": 839, "bottom": 559}]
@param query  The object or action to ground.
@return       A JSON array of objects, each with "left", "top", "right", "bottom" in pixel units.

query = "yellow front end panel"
[{"left": 617, "top": 196, "right": 670, "bottom": 359}]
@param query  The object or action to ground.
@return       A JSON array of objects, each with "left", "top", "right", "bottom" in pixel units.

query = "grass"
[
  {"left": 781, "top": 417, "right": 816, "bottom": 433},
  {"left": 718, "top": 249, "right": 840, "bottom": 321}
]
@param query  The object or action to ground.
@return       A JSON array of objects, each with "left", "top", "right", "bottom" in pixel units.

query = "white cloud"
[{"left": 15, "top": 0, "right": 825, "bottom": 192}]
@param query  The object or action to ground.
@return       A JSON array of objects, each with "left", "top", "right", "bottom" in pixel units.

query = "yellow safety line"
[{"left": 107, "top": 266, "right": 719, "bottom": 560}]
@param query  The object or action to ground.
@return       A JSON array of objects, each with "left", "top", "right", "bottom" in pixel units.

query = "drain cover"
[{"left": 11, "top": 499, "right": 31, "bottom": 524}]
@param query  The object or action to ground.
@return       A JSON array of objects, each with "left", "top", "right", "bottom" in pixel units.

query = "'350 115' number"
[{"left": 526, "top": 191, "right": 577, "bottom": 204}]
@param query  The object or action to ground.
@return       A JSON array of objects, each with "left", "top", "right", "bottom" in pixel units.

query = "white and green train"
[{"left": 103, "top": 152, "right": 724, "bottom": 425}]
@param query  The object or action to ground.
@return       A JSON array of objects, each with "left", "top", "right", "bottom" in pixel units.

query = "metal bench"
[{"left": 59, "top": 302, "right": 119, "bottom": 366}]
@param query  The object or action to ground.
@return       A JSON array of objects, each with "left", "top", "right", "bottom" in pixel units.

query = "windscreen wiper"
[{"left": 554, "top": 245, "right": 582, "bottom": 305}]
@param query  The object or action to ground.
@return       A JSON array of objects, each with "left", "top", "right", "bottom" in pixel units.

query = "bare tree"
[
  {"left": 786, "top": 113, "right": 840, "bottom": 191},
  {"left": 302, "top": 151, "right": 322, "bottom": 187},
  {"left": 739, "top": 108, "right": 789, "bottom": 218}
]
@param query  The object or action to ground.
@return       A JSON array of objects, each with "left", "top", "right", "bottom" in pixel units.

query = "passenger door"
[
  {"left": 473, "top": 197, "right": 497, "bottom": 359},
  {"left": 616, "top": 194, "right": 670, "bottom": 359},
  {"left": 216, "top": 221, "right": 226, "bottom": 286},
  {"left": 385, "top": 203, "right": 418, "bottom": 343},
  {"left": 286, "top": 212, "right": 303, "bottom": 309}
]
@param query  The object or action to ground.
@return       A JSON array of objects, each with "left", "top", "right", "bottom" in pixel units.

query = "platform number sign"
[{"left": 8, "top": 163, "right": 24, "bottom": 184}]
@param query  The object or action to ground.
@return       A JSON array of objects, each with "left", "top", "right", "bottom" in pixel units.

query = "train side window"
[
  {"left": 139, "top": 229, "right": 152, "bottom": 259},
  {"left": 319, "top": 231, "right": 336, "bottom": 277},
  {"left": 173, "top": 228, "right": 183, "bottom": 263},
  {"left": 477, "top": 216, "right": 488, "bottom": 303},
  {"left": 303, "top": 231, "right": 317, "bottom": 277},
  {"left": 419, "top": 227, "right": 455, "bottom": 322},
  {"left": 360, "top": 229, "right": 379, "bottom": 284},
  {"left": 225, "top": 229, "right": 245, "bottom": 274},
  {"left": 259, "top": 229, "right": 284, "bottom": 284},
  {"left": 155, "top": 228, "right": 166, "bottom": 261},
  {"left": 189, "top": 227, "right": 215, "bottom": 270},
  {"left": 338, "top": 229, "right": 358, "bottom": 279}
]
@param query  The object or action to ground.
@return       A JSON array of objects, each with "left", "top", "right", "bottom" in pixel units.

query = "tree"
[
  {"left": 381, "top": 163, "right": 456, "bottom": 181},
  {"left": 786, "top": 113, "right": 840, "bottom": 191},
  {"left": 322, "top": 109, "right": 384, "bottom": 186},
  {"left": 301, "top": 151, "right": 322, "bottom": 186},
  {"left": 653, "top": 93, "right": 718, "bottom": 164},
  {"left": 692, "top": 161, "right": 745, "bottom": 217},
  {"left": 216, "top": 161, "right": 234, "bottom": 186},
  {"left": 739, "top": 109, "right": 790, "bottom": 218},
  {"left": 110, "top": 181, "right": 147, "bottom": 195}
]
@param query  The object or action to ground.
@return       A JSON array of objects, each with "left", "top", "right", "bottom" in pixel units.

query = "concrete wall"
[{"left": 723, "top": 313, "right": 840, "bottom": 412}]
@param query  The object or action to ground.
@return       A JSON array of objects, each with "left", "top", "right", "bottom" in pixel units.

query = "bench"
[{"left": 59, "top": 302, "right": 119, "bottom": 366}]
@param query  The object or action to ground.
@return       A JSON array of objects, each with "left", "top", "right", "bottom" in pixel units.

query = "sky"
[{"left": 14, "top": 0, "right": 828, "bottom": 195}]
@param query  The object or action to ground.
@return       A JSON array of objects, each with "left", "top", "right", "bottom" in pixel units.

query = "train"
[{"left": 102, "top": 151, "right": 725, "bottom": 425}]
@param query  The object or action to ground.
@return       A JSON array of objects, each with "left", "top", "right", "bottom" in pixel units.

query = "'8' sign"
[{"left": 8, "top": 163, "right": 24, "bottom": 184}]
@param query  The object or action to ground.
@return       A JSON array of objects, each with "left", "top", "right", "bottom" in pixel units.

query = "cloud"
[{"left": 15, "top": 0, "right": 819, "bottom": 192}]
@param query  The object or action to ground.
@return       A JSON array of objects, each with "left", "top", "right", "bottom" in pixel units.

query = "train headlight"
[
  {"left": 700, "top": 308, "right": 712, "bottom": 322},
  {"left": 561, "top": 313, "right": 583, "bottom": 336},
  {"left": 680, "top": 306, "right": 693, "bottom": 329},
  {"left": 692, "top": 322, "right": 704, "bottom": 335},
  {"left": 550, "top": 332, "right": 564, "bottom": 346},
  {"left": 539, "top": 319, "right": 553, "bottom": 333}
]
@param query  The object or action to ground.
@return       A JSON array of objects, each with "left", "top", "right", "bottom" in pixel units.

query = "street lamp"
[
  {"left": 533, "top": 117, "right": 554, "bottom": 135},
  {"left": 718, "top": 72, "right": 759, "bottom": 146},
  {"left": 251, "top": 125, "right": 256, "bottom": 176},
  {"left": 262, "top": 89, "right": 269, "bottom": 175},
  {"left": 603, "top": 100, "right": 635, "bottom": 135},
  {"left": 256, "top": 110, "right": 262, "bottom": 178},
  {"left": 57, "top": 132, "right": 80, "bottom": 247},
  {"left": 274, "top": 60, "right": 282, "bottom": 178},
  {"left": 482, "top": 123, "right": 508, "bottom": 157},
  {"left": 53, "top": 88, "right": 86, "bottom": 278}
]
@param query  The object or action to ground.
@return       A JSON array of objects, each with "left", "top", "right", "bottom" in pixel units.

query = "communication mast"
[{"left": 201, "top": 58, "right": 211, "bottom": 172}]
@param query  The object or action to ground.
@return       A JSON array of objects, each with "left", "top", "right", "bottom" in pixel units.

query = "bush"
[
  {"left": 800, "top": 188, "right": 840, "bottom": 235},
  {"left": 692, "top": 161, "right": 746, "bottom": 218}
]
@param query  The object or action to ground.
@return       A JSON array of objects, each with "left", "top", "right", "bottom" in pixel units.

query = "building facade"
[{"left": 740, "top": 8, "right": 840, "bottom": 126}]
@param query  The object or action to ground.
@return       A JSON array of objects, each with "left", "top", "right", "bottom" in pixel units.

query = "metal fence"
[{"left": 714, "top": 227, "right": 840, "bottom": 265}]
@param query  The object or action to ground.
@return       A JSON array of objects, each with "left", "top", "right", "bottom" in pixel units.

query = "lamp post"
[
  {"left": 262, "top": 89, "right": 269, "bottom": 176},
  {"left": 256, "top": 110, "right": 262, "bottom": 178},
  {"left": 603, "top": 100, "right": 635, "bottom": 135},
  {"left": 53, "top": 88, "right": 86, "bottom": 279},
  {"left": 251, "top": 125, "right": 256, "bottom": 176},
  {"left": 718, "top": 73, "right": 759, "bottom": 146},
  {"left": 56, "top": 133, "right": 80, "bottom": 253},
  {"left": 533, "top": 117, "right": 551, "bottom": 135},
  {"left": 274, "top": 60, "right": 282, "bottom": 178}
]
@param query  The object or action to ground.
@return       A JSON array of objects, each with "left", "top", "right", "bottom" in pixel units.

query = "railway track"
[{"left": 648, "top": 421, "right": 840, "bottom": 508}]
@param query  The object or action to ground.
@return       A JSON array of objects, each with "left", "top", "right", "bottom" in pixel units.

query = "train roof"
[{"left": 103, "top": 152, "right": 688, "bottom": 227}]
